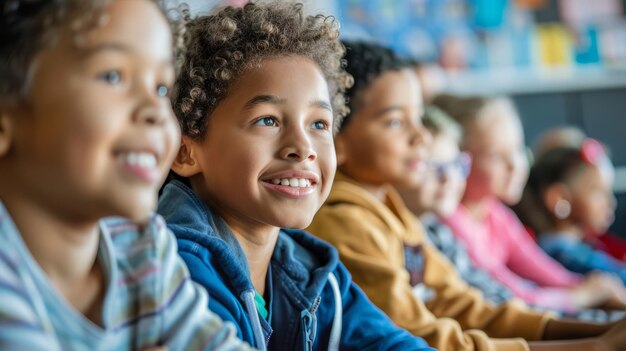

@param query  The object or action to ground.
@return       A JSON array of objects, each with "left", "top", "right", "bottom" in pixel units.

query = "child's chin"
[
  {"left": 276, "top": 217, "right": 313, "bottom": 230},
  {"left": 398, "top": 176, "right": 422, "bottom": 189},
  {"left": 125, "top": 210, "right": 153, "bottom": 223},
  {"left": 117, "top": 200, "right": 156, "bottom": 223}
]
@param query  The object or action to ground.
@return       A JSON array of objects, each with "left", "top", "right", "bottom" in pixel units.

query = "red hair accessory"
[{"left": 580, "top": 138, "right": 606, "bottom": 165}]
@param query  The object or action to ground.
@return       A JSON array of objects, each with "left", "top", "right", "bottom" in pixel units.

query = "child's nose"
[
  {"left": 411, "top": 124, "right": 432, "bottom": 147},
  {"left": 279, "top": 126, "right": 318, "bottom": 161},
  {"left": 281, "top": 145, "right": 317, "bottom": 161},
  {"left": 609, "top": 193, "right": 617, "bottom": 211},
  {"left": 280, "top": 139, "right": 317, "bottom": 162},
  {"left": 133, "top": 105, "right": 167, "bottom": 126}
]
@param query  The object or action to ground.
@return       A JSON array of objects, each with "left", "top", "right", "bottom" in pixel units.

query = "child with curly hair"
[
  {"left": 0, "top": 0, "right": 254, "bottom": 349},
  {"left": 307, "top": 40, "right": 626, "bottom": 351},
  {"left": 157, "top": 2, "right": 432, "bottom": 351}
]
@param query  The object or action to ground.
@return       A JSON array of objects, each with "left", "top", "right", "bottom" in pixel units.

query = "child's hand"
[
  {"left": 571, "top": 273, "right": 616, "bottom": 308},
  {"left": 602, "top": 274, "right": 626, "bottom": 308},
  {"left": 588, "top": 271, "right": 626, "bottom": 308}
]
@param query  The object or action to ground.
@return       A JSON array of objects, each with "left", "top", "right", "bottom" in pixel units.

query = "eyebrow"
[
  {"left": 374, "top": 105, "right": 403, "bottom": 117},
  {"left": 242, "top": 95, "right": 286, "bottom": 111},
  {"left": 312, "top": 100, "right": 332, "bottom": 112},
  {"left": 80, "top": 43, "right": 135, "bottom": 57},
  {"left": 80, "top": 42, "right": 174, "bottom": 65},
  {"left": 242, "top": 94, "right": 332, "bottom": 112}
]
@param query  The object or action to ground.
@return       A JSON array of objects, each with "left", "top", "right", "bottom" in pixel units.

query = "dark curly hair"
[
  {"left": 173, "top": 1, "right": 351, "bottom": 139},
  {"left": 339, "top": 40, "right": 411, "bottom": 131},
  {"left": 0, "top": 0, "right": 187, "bottom": 103}
]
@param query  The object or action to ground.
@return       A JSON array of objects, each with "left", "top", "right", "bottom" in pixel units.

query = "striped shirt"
[{"left": 0, "top": 202, "right": 253, "bottom": 351}]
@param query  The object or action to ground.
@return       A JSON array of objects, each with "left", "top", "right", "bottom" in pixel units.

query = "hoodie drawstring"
[
  {"left": 241, "top": 274, "right": 342, "bottom": 351},
  {"left": 242, "top": 289, "right": 267, "bottom": 351},
  {"left": 327, "top": 273, "right": 342, "bottom": 351}
]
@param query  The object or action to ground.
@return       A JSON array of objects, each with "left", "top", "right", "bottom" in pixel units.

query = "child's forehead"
[
  {"left": 39, "top": 4, "right": 168, "bottom": 68},
  {"left": 372, "top": 68, "right": 418, "bottom": 89},
  {"left": 357, "top": 69, "right": 421, "bottom": 106},
  {"left": 74, "top": 0, "right": 172, "bottom": 58},
  {"left": 224, "top": 56, "right": 331, "bottom": 102}
]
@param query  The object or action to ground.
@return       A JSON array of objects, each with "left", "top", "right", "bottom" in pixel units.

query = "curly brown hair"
[
  {"left": 0, "top": 0, "right": 187, "bottom": 103},
  {"left": 173, "top": 1, "right": 352, "bottom": 139}
]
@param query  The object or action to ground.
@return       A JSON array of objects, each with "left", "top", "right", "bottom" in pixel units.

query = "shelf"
[{"left": 443, "top": 66, "right": 626, "bottom": 96}]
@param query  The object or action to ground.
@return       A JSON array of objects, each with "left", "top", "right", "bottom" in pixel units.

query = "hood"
[{"left": 324, "top": 173, "right": 424, "bottom": 243}]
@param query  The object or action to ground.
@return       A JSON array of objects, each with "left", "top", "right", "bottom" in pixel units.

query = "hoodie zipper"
[{"left": 301, "top": 296, "right": 321, "bottom": 351}]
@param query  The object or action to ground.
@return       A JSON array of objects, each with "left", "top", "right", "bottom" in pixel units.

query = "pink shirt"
[{"left": 443, "top": 199, "right": 583, "bottom": 311}]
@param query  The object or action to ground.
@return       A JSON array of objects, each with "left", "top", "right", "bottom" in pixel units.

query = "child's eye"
[
  {"left": 98, "top": 70, "right": 122, "bottom": 85},
  {"left": 386, "top": 118, "right": 403, "bottom": 128},
  {"left": 311, "top": 120, "right": 329, "bottom": 130},
  {"left": 254, "top": 116, "right": 278, "bottom": 127},
  {"left": 156, "top": 84, "right": 169, "bottom": 97}
]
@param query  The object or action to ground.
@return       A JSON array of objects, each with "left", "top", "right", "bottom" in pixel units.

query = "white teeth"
[
  {"left": 270, "top": 178, "right": 314, "bottom": 188},
  {"left": 118, "top": 152, "right": 157, "bottom": 168}
]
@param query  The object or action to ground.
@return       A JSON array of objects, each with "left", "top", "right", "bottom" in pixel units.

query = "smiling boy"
[{"left": 157, "top": 3, "right": 432, "bottom": 351}]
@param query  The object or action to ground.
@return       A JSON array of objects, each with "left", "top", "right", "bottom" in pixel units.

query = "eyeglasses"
[{"left": 424, "top": 152, "right": 472, "bottom": 180}]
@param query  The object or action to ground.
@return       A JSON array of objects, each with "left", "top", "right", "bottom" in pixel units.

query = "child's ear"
[
  {"left": 171, "top": 136, "right": 202, "bottom": 178},
  {"left": 543, "top": 183, "right": 572, "bottom": 219},
  {"left": 0, "top": 110, "right": 14, "bottom": 157},
  {"left": 334, "top": 134, "right": 348, "bottom": 166}
]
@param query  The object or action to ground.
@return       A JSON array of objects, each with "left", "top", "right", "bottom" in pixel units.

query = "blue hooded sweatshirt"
[{"left": 158, "top": 181, "right": 433, "bottom": 351}]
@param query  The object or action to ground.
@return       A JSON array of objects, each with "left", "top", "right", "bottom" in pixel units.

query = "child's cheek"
[{"left": 471, "top": 164, "right": 494, "bottom": 192}]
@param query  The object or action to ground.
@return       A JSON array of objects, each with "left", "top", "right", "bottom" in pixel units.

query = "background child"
[
  {"left": 434, "top": 94, "right": 626, "bottom": 312},
  {"left": 157, "top": 2, "right": 432, "bottom": 350},
  {"left": 307, "top": 39, "right": 626, "bottom": 351},
  {"left": 515, "top": 139, "right": 626, "bottom": 283},
  {"left": 531, "top": 127, "right": 626, "bottom": 262},
  {"left": 400, "top": 108, "right": 621, "bottom": 321},
  {"left": 0, "top": 0, "right": 251, "bottom": 349},
  {"left": 397, "top": 106, "right": 515, "bottom": 305}
]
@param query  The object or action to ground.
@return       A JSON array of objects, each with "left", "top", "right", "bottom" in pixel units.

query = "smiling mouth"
[
  {"left": 117, "top": 151, "right": 157, "bottom": 167},
  {"left": 261, "top": 177, "right": 318, "bottom": 199},
  {"left": 266, "top": 177, "right": 314, "bottom": 188},
  {"left": 115, "top": 151, "right": 161, "bottom": 183},
  {"left": 408, "top": 159, "right": 424, "bottom": 170}
]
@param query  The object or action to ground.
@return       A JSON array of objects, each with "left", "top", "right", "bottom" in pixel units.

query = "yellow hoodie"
[{"left": 307, "top": 174, "right": 553, "bottom": 351}]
